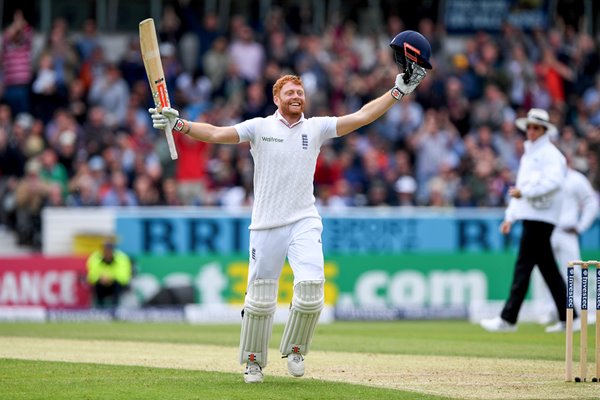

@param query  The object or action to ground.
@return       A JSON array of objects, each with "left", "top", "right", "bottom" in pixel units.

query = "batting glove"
[
  {"left": 149, "top": 107, "right": 179, "bottom": 130},
  {"left": 390, "top": 73, "right": 420, "bottom": 100}
]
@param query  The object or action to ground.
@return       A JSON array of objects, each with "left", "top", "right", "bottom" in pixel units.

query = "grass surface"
[
  {"left": 0, "top": 320, "right": 579, "bottom": 360},
  {"left": 0, "top": 359, "right": 446, "bottom": 400},
  {"left": 0, "top": 320, "right": 597, "bottom": 399}
]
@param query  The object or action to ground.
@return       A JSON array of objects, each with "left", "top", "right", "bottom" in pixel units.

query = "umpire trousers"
[{"left": 501, "top": 220, "right": 570, "bottom": 324}]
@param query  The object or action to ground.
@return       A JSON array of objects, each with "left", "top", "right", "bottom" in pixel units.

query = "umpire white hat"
[{"left": 515, "top": 108, "right": 557, "bottom": 137}]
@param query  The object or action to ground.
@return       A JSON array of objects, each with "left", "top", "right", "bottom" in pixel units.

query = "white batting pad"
[
  {"left": 239, "top": 279, "right": 278, "bottom": 367},
  {"left": 279, "top": 280, "right": 324, "bottom": 356}
]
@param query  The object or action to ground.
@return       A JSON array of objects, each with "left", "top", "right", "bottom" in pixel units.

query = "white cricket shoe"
[
  {"left": 244, "top": 362, "right": 263, "bottom": 383},
  {"left": 286, "top": 353, "right": 305, "bottom": 377},
  {"left": 480, "top": 316, "right": 517, "bottom": 332},
  {"left": 537, "top": 310, "right": 558, "bottom": 325},
  {"left": 546, "top": 319, "right": 581, "bottom": 333},
  {"left": 545, "top": 321, "right": 566, "bottom": 333}
]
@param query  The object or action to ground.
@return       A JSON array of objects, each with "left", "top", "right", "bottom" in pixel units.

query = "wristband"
[
  {"left": 173, "top": 118, "right": 190, "bottom": 134},
  {"left": 390, "top": 87, "right": 403, "bottom": 101}
]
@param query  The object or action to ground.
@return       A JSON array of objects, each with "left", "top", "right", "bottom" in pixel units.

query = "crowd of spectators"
[{"left": 1, "top": 4, "right": 600, "bottom": 249}]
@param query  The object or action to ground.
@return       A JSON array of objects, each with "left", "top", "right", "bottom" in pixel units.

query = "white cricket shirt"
[
  {"left": 235, "top": 111, "right": 338, "bottom": 230},
  {"left": 505, "top": 134, "right": 566, "bottom": 225},
  {"left": 557, "top": 168, "right": 598, "bottom": 231}
]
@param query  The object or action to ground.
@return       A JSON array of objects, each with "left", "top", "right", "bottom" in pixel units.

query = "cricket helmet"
[{"left": 389, "top": 30, "right": 433, "bottom": 70}]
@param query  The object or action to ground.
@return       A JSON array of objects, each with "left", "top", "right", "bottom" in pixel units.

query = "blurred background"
[{"left": 0, "top": 0, "right": 599, "bottom": 323}]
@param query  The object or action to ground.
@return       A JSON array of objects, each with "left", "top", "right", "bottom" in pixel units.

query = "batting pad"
[
  {"left": 239, "top": 279, "right": 278, "bottom": 367},
  {"left": 279, "top": 280, "right": 324, "bottom": 356}
]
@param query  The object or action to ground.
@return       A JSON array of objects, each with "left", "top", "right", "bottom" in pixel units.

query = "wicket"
[{"left": 565, "top": 260, "right": 600, "bottom": 382}]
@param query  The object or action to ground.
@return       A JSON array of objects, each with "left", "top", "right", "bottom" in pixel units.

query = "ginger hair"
[{"left": 272, "top": 75, "right": 304, "bottom": 98}]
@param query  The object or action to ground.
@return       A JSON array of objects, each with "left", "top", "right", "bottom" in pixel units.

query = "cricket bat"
[{"left": 139, "top": 18, "right": 178, "bottom": 160}]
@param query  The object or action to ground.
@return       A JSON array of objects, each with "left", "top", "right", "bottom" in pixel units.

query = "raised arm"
[
  {"left": 336, "top": 73, "right": 419, "bottom": 137},
  {"left": 336, "top": 91, "right": 396, "bottom": 137},
  {"left": 150, "top": 107, "right": 240, "bottom": 144}
]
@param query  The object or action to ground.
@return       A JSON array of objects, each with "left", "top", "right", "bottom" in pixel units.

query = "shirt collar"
[
  {"left": 524, "top": 133, "right": 550, "bottom": 153},
  {"left": 275, "top": 110, "right": 305, "bottom": 128}
]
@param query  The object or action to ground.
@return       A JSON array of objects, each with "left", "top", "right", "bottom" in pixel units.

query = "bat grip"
[
  {"left": 164, "top": 126, "right": 178, "bottom": 160},
  {"left": 403, "top": 73, "right": 410, "bottom": 84},
  {"left": 158, "top": 104, "right": 178, "bottom": 160}
]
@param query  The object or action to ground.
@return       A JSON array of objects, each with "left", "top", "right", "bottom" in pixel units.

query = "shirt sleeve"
[
  {"left": 86, "top": 252, "right": 101, "bottom": 284},
  {"left": 113, "top": 251, "right": 133, "bottom": 285},
  {"left": 575, "top": 173, "right": 599, "bottom": 233},
  {"left": 234, "top": 118, "right": 262, "bottom": 144},
  {"left": 315, "top": 116, "right": 338, "bottom": 144},
  {"left": 505, "top": 197, "right": 518, "bottom": 223}
]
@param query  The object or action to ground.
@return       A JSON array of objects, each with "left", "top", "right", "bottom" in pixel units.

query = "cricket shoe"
[
  {"left": 545, "top": 319, "right": 580, "bottom": 333},
  {"left": 286, "top": 353, "right": 305, "bottom": 377},
  {"left": 244, "top": 362, "right": 263, "bottom": 383},
  {"left": 537, "top": 310, "right": 558, "bottom": 325},
  {"left": 480, "top": 316, "right": 517, "bottom": 332}
]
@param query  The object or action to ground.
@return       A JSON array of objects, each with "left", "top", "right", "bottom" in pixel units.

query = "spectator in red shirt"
[
  {"left": 1, "top": 10, "right": 33, "bottom": 115},
  {"left": 174, "top": 127, "right": 212, "bottom": 205}
]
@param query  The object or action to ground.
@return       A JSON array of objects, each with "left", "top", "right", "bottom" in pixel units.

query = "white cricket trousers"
[
  {"left": 551, "top": 229, "right": 581, "bottom": 279},
  {"left": 550, "top": 228, "right": 598, "bottom": 321},
  {"left": 247, "top": 217, "right": 324, "bottom": 285},
  {"left": 552, "top": 228, "right": 584, "bottom": 311},
  {"left": 538, "top": 228, "right": 585, "bottom": 316}
]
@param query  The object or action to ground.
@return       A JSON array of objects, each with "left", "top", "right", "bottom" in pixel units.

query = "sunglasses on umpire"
[{"left": 526, "top": 124, "right": 545, "bottom": 131}]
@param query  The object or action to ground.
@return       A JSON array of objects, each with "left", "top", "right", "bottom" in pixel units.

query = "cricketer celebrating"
[{"left": 150, "top": 31, "right": 432, "bottom": 384}]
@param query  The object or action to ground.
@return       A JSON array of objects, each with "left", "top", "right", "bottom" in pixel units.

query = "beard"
[{"left": 280, "top": 100, "right": 304, "bottom": 117}]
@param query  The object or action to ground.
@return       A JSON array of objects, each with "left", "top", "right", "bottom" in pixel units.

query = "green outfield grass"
[
  {"left": 0, "top": 358, "right": 447, "bottom": 400},
  {"left": 0, "top": 320, "right": 596, "bottom": 400},
  {"left": 0, "top": 320, "right": 573, "bottom": 360}
]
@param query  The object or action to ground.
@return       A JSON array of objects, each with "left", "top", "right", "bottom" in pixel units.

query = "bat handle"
[
  {"left": 156, "top": 104, "right": 178, "bottom": 160},
  {"left": 164, "top": 126, "right": 178, "bottom": 160},
  {"left": 403, "top": 72, "right": 410, "bottom": 84}
]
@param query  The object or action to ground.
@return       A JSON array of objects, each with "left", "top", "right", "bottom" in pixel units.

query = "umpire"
[{"left": 481, "top": 108, "right": 571, "bottom": 332}]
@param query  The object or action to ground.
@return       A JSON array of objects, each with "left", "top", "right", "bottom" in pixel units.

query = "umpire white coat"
[{"left": 505, "top": 133, "right": 566, "bottom": 225}]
